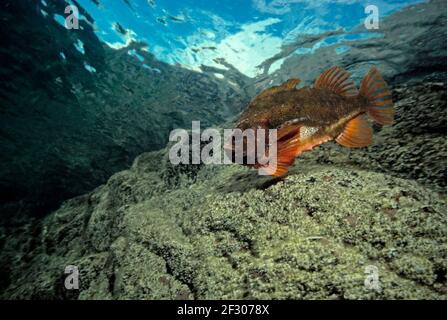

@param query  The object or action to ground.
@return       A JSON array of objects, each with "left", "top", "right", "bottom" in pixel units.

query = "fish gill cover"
[{"left": 0, "top": 0, "right": 446, "bottom": 300}]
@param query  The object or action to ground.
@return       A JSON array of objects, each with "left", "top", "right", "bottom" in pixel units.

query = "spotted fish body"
[{"left": 234, "top": 66, "right": 395, "bottom": 176}]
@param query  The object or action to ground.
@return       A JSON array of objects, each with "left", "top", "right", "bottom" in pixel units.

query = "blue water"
[{"left": 51, "top": 0, "right": 425, "bottom": 77}]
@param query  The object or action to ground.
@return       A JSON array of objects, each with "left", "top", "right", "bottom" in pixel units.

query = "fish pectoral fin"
[
  {"left": 264, "top": 126, "right": 302, "bottom": 177},
  {"left": 314, "top": 66, "right": 358, "bottom": 97},
  {"left": 277, "top": 124, "right": 301, "bottom": 141},
  {"left": 336, "top": 115, "right": 373, "bottom": 148},
  {"left": 265, "top": 125, "right": 334, "bottom": 176},
  {"left": 264, "top": 125, "right": 334, "bottom": 177}
]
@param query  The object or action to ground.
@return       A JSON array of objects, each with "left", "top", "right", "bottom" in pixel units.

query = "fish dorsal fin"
[
  {"left": 281, "top": 78, "right": 301, "bottom": 90},
  {"left": 257, "top": 78, "right": 301, "bottom": 99},
  {"left": 314, "top": 66, "right": 358, "bottom": 97},
  {"left": 336, "top": 115, "right": 373, "bottom": 148}
]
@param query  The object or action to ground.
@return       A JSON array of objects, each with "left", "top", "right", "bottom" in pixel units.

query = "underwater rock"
[{"left": 1, "top": 143, "right": 446, "bottom": 299}]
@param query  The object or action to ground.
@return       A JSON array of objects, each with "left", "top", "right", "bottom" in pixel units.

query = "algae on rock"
[{"left": 1, "top": 146, "right": 446, "bottom": 299}]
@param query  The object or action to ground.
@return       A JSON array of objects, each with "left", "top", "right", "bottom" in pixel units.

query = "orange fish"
[{"left": 229, "top": 66, "right": 395, "bottom": 176}]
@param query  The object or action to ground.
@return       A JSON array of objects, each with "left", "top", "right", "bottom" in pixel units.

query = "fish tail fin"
[{"left": 359, "top": 67, "right": 395, "bottom": 125}]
